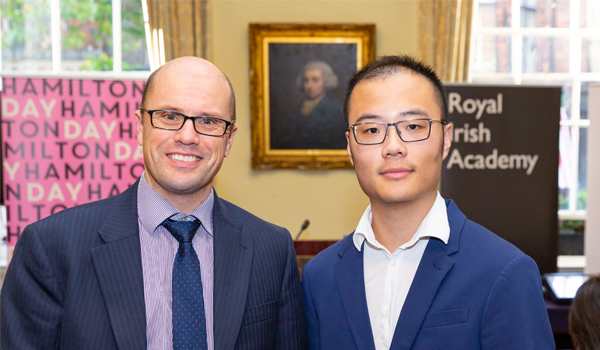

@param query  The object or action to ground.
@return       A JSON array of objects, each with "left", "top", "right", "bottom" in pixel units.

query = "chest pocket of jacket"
[
  {"left": 421, "top": 308, "right": 469, "bottom": 329},
  {"left": 241, "top": 300, "right": 277, "bottom": 327}
]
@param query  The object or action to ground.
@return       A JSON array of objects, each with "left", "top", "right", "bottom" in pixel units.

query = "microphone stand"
[{"left": 295, "top": 219, "right": 310, "bottom": 240}]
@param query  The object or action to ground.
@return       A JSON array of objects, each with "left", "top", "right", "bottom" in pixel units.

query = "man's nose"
[
  {"left": 382, "top": 124, "right": 407, "bottom": 156},
  {"left": 173, "top": 118, "right": 199, "bottom": 144}
]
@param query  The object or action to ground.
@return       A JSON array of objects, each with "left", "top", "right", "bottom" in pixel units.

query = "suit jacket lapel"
[
  {"left": 334, "top": 237, "right": 376, "bottom": 350},
  {"left": 389, "top": 200, "right": 465, "bottom": 350},
  {"left": 90, "top": 181, "right": 147, "bottom": 350},
  {"left": 212, "top": 196, "right": 254, "bottom": 350},
  {"left": 389, "top": 240, "right": 454, "bottom": 350}
]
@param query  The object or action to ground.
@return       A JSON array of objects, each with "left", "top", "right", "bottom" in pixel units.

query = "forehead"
[
  {"left": 148, "top": 66, "right": 231, "bottom": 118},
  {"left": 304, "top": 69, "right": 323, "bottom": 77},
  {"left": 348, "top": 71, "right": 441, "bottom": 122}
]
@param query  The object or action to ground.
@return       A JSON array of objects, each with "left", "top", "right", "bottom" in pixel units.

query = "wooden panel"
[
  {"left": 293, "top": 240, "right": 338, "bottom": 256},
  {"left": 294, "top": 240, "right": 338, "bottom": 278}
]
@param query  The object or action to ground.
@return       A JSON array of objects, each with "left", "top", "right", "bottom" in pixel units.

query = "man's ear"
[
  {"left": 224, "top": 124, "right": 238, "bottom": 157},
  {"left": 346, "top": 131, "right": 354, "bottom": 166},
  {"left": 135, "top": 109, "right": 144, "bottom": 146},
  {"left": 442, "top": 122, "right": 452, "bottom": 160}
]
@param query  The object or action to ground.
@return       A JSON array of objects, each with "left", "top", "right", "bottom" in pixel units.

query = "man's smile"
[{"left": 168, "top": 153, "right": 201, "bottom": 162}]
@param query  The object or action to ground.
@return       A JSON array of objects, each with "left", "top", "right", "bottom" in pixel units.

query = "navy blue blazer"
[
  {"left": 302, "top": 200, "right": 554, "bottom": 350},
  {"left": 1, "top": 181, "right": 308, "bottom": 350}
]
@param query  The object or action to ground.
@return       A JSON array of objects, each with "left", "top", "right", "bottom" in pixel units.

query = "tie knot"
[{"left": 162, "top": 218, "right": 201, "bottom": 244}]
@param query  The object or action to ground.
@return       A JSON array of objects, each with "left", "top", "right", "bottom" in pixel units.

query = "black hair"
[{"left": 343, "top": 55, "right": 448, "bottom": 125}]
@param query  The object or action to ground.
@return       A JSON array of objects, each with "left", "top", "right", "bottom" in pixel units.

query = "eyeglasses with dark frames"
[
  {"left": 140, "top": 108, "right": 235, "bottom": 137},
  {"left": 349, "top": 118, "right": 447, "bottom": 145}
]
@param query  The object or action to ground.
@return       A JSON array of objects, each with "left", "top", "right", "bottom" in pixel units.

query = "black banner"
[{"left": 442, "top": 85, "right": 560, "bottom": 274}]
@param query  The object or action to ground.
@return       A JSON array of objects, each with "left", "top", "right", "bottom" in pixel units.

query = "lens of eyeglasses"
[
  {"left": 193, "top": 116, "right": 228, "bottom": 135},
  {"left": 396, "top": 119, "right": 431, "bottom": 141},
  {"left": 353, "top": 123, "right": 388, "bottom": 144},
  {"left": 151, "top": 111, "right": 228, "bottom": 136}
]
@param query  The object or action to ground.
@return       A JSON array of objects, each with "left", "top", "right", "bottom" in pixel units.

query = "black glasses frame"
[
  {"left": 140, "top": 107, "right": 235, "bottom": 137},
  {"left": 348, "top": 118, "right": 447, "bottom": 145}
]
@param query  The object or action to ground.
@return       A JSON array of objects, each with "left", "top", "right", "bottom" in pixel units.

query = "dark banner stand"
[{"left": 441, "top": 85, "right": 561, "bottom": 275}]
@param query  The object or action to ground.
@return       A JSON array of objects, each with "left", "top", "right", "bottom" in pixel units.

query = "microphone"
[{"left": 294, "top": 219, "right": 310, "bottom": 240}]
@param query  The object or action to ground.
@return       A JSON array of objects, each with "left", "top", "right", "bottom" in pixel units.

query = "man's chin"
[
  {"left": 169, "top": 183, "right": 210, "bottom": 196},
  {"left": 152, "top": 177, "right": 211, "bottom": 196},
  {"left": 370, "top": 189, "right": 419, "bottom": 205}
]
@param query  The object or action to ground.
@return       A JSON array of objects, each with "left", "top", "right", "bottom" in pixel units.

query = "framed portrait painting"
[{"left": 249, "top": 23, "right": 376, "bottom": 169}]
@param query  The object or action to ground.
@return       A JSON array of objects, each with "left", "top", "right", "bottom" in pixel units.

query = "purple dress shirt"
[{"left": 137, "top": 174, "right": 214, "bottom": 350}]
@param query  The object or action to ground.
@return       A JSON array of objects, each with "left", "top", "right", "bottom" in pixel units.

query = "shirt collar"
[
  {"left": 353, "top": 192, "right": 450, "bottom": 253},
  {"left": 137, "top": 172, "right": 214, "bottom": 236}
]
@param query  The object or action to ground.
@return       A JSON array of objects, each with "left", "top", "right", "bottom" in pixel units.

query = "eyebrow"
[{"left": 354, "top": 108, "right": 430, "bottom": 124}]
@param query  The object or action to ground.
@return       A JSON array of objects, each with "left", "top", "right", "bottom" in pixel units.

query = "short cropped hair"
[
  {"left": 343, "top": 55, "right": 447, "bottom": 125},
  {"left": 140, "top": 65, "right": 237, "bottom": 122},
  {"left": 570, "top": 275, "right": 600, "bottom": 350},
  {"left": 296, "top": 60, "right": 339, "bottom": 92}
]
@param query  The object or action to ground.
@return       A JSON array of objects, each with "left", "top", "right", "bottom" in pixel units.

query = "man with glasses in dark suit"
[{"left": 2, "top": 56, "right": 308, "bottom": 350}]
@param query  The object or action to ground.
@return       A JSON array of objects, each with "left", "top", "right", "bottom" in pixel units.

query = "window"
[
  {"left": 471, "top": 0, "right": 599, "bottom": 265},
  {"left": 1, "top": 0, "right": 150, "bottom": 74}
]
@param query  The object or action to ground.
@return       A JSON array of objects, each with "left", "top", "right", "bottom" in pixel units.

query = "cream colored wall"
[{"left": 211, "top": 0, "right": 419, "bottom": 240}]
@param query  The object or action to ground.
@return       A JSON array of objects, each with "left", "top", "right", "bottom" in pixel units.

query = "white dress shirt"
[{"left": 352, "top": 192, "right": 450, "bottom": 350}]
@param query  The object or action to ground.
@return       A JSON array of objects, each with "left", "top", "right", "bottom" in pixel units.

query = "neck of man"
[
  {"left": 369, "top": 189, "right": 438, "bottom": 253},
  {"left": 167, "top": 192, "right": 210, "bottom": 214},
  {"left": 145, "top": 173, "right": 212, "bottom": 214}
]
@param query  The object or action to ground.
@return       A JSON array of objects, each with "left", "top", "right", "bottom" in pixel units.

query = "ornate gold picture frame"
[{"left": 249, "top": 23, "right": 376, "bottom": 169}]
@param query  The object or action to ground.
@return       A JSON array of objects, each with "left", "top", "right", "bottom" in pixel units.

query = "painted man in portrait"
[{"left": 273, "top": 60, "right": 347, "bottom": 150}]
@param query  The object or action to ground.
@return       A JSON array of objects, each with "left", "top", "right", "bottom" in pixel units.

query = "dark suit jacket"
[
  {"left": 1, "top": 181, "right": 308, "bottom": 350},
  {"left": 301, "top": 200, "right": 554, "bottom": 350},
  {"left": 272, "top": 93, "right": 347, "bottom": 150}
]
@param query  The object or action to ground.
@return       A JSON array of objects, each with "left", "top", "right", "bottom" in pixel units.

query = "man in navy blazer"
[
  {"left": 1, "top": 57, "right": 307, "bottom": 349},
  {"left": 301, "top": 56, "right": 554, "bottom": 350}
]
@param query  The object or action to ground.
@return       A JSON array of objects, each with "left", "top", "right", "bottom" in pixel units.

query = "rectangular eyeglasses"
[
  {"left": 349, "top": 118, "right": 447, "bottom": 145},
  {"left": 140, "top": 108, "right": 235, "bottom": 137}
]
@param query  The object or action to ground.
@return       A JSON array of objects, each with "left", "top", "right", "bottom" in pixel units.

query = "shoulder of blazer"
[
  {"left": 445, "top": 198, "right": 524, "bottom": 262},
  {"left": 303, "top": 233, "right": 355, "bottom": 277},
  {"left": 28, "top": 179, "right": 139, "bottom": 244}
]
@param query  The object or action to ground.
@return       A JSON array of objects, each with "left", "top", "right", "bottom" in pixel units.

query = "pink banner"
[{"left": 1, "top": 77, "right": 145, "bottom": 263}]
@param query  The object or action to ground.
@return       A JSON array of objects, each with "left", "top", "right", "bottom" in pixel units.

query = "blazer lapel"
[
  {"left": 389, "top": 200, "right": 465, "bottom": 350},
  {"left": 90, "top": 182, "right": 147, "bottom": 350},
  {"left": 389, "top": 240, "right": 454, "bottom": 350},
  {"left": 334, "top": 237, "right": 376, "bottom": 350},
  {"left": 212, "top": 196, "right": 254, "bottom": 350}
]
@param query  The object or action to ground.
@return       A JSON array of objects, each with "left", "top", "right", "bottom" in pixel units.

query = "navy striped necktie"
[{"left": 162, "top": 218, "right": 208, "bottom": 350}]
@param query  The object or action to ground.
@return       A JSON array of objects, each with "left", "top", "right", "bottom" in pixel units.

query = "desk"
[{"left": 546, "top": 299, "right": 573, "bottom": 349}]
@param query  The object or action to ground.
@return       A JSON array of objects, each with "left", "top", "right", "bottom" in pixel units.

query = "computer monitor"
[{"left": 543, "top": 273, "right": 590, "bottom": 304}]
